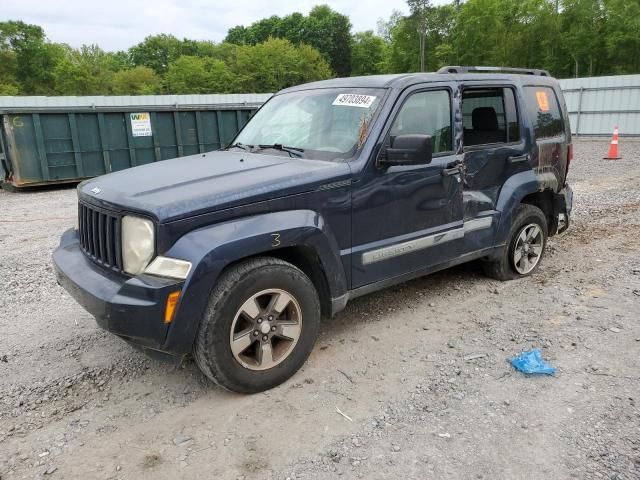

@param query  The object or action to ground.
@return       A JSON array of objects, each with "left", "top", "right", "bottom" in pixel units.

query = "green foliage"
[
  {"left": 382, "top": 0, "right": 640, "bottom": 78},
  {"left": 603, "top": 0, "right": 640, "bottom": 74},
  {"left": 0, "top": 48, "right": 18, "bottom": 92},
  {"left": 111, "top": 66, "right": 161, "bottom": 95},
  {"left": 0, "top": 83, "right": 19, "bottom": 95},
  {"left": 0, "top": 21, "right": 64, "bottom": 94},
  {"left": 232, "top": 38, "right": 333, "bottom": 92},
  {"left": 351, "top": 31, "right": 388, "bottom": 76},
  {"left": 225, "top": 5, "right": 352, "bottom": 76},
  {"left": 53, "top": 45, "right": 118, "bottom": 95},
  {"left": 129, "top": 34, "right": 189, "bottom": 74},
  {"left": 162, "top": 38, "right": 333, "bottom": 94},
  {"left": 1, "top": 2, "right": 639, "bottom": 97},
  {"left": 165, "top": 56, "right": 235, "bottom": 93}
]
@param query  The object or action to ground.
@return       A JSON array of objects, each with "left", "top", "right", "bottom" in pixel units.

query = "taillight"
[{"left": 567, "top": 144, "right": 573, "bottom": 171}]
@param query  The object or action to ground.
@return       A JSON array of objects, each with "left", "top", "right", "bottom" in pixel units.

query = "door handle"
[{"left": 508, "top": 154, "right": 529, "bottom": 164}]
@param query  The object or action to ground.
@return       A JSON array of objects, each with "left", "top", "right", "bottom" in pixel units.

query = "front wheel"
[
  {"left": 194, "top": 257, "right": 321, "bottom": 393},
  {"left": 483, "top": 204, "right": 548, "bottom": 281}
]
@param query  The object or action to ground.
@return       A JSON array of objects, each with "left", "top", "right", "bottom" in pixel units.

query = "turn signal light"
[{"left": 164, "top": 291, "right": 181, "bottom": 324}]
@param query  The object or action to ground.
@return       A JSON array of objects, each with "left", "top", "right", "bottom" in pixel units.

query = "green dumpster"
[{"left": 0, "top": 94, "right": 271, "bottom": 189}]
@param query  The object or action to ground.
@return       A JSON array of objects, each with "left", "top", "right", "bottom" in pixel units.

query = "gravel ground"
[{"left": 1, "top": 139, "right": 639, "bottom": 480}]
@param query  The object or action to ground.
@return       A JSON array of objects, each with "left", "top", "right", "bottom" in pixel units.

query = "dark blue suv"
[{"left": 54, "top": 66, "right": 573, "bottom": 393}]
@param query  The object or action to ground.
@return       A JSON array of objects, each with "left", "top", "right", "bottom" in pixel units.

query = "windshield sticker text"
[{"left": 333, "top": 94, "right": 377, "bottom": 108}]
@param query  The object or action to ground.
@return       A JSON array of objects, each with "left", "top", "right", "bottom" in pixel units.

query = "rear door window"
[
  {"left": 462, "top": 88, "right": 520, "bottom": 147},
  {"left": 523, "top": 86, "right": 564, "bottom": 139}
]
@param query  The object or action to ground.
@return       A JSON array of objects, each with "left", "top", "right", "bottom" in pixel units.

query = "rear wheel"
[
  {"left": 194, "top": 257, "right": 321, "bottom": 393},
  {"left": 483, "top": 204, "right": 547, "bottom": 281}
]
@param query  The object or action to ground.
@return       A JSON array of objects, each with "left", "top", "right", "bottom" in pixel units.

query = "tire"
[
  {"left": 194, "top": 257, "right": 321, "bottom": 393},
  {"left": 483, "top": 204, "right": 548, "bottom": 281}
]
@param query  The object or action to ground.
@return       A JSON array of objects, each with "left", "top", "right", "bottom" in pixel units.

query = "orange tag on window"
[{"left": 536, "top": 91, "right": 550, "bottom": 111}]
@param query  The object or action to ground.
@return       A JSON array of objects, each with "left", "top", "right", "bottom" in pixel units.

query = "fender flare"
[
  {"left": 161, "top": 209, "right": 347, "bottom": 353},
  {"left": 494, "top": 170, "right": 540, "bottom": 247}
]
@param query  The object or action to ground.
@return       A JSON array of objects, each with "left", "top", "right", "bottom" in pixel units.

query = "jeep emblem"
[{"left": 90, "top": 187, "right": 101, "bottom": 195}]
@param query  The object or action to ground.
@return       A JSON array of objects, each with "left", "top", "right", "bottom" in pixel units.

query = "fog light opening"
[{"left": 164, "top": 291, "right": 181, "bottom": 324}]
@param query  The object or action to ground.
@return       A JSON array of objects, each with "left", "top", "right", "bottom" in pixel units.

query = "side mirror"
[{"left": 382, "top": 134, "right": 433, "bottom": 166}]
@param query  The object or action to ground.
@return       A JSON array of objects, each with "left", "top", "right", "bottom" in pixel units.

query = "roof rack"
[{"left": 437, "top": 66, "right": 550, "bottom": 77}]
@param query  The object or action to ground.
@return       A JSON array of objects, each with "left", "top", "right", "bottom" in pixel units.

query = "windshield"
[{"left": 232, "top": 88, "right": 385, "bottom": 161}]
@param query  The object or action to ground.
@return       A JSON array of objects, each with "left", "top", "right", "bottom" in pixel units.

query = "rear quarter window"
[{"left": 523, "top": 86, "right": 564, "bottom": 139}]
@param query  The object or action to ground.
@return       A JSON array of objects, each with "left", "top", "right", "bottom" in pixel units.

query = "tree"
[
  {"left": 275, "top": 13, "right": 307, "bottom": 45},
  {"left": 231, "top": 38, "right": 333, "bottom": 92},
  {"left": 386, "top": 15, "right": 421, "bottom": 72},
  {"left": 53, "top": 45, "right": 116, "bottom": 95},
  {"left": 111, "top": 66, "right": 161, "bottom": 95},
  {"left": 377, "top": 10, "right": 404, "bottom": 41},
  {"left": 295, "top": 43, "right": 336, "bottom": 83},
  {"left": 224, "top": 5, "right": 351, "bottom": 76},
  {"left": 0, "top": 42, "right": 19, "bottom": 94},
  {"left": 306, "top": 5, "right": 353, "bottom": 76},
  {"left": 2, "top": 2, "right": 640, "bottom": 97},
  {"left": 165, "top": 56, "right": 235, "bottom": 93},
  {"left": 408, "top": 0, "right": 433, "bottom": 71},
  {"left": 351, "top": 31, "right": 388, "bottom": 76},
  {"left": 603, "top": 0, "right": 640, "bottom": 74},
  {"left": 561, "top": 0, "right": 606, "bottom": 77},
  {"left": 129, "top": 34, "right": 187, "bottom": 74},
  {"left": 0, "top": 21, "right": 64, "bottom": 94},
  {"left": 0, "top": 83, "right": 19, "bottom": 95},
  {"left": 225, "top": 26, "right": 249, "bottom": 45},
  {"left": 451, "top": 0, "right": 508, "bottom": 66},
  {"left": 107, "top": 50, "right": 133, "bottom": 70}
]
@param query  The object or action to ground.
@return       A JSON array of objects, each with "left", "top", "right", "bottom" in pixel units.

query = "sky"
[{"left": 0, "top": 0, "right": 428, "bottom": 52}]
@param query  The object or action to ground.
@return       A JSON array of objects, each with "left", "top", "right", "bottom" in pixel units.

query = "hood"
[{"left": 79, "top": 150, "right": 351, "bottom": 222}]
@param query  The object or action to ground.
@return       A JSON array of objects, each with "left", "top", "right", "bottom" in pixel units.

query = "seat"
[{"left": 465, "top": 107, "right": 505, "bottom": 146}]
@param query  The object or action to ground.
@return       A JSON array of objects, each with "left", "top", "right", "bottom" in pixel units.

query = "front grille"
[{"left": 78, "top": 202, "right": 123, "bottom": 271}]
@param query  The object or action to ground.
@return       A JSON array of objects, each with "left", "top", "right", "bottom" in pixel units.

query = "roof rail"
[{"left": 437, "top": 66, "right": 550, "bottom": 77}]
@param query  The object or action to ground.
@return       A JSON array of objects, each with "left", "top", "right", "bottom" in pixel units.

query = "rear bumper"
[{"left": 53, "top": 228, "right": 185, "bottom": 354}]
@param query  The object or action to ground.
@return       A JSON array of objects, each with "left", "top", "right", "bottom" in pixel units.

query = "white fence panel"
[{"left": 559, "top": 75, "right": 640, "bottom": 136}]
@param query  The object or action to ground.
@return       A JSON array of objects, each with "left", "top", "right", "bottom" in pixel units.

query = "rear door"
[{"left": 460, "top": 83, "right": 526, "bottom": 250}]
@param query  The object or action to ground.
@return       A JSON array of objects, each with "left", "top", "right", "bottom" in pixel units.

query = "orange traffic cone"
[{"left": 604, "top": 126, "right": 621, "bottom": 160}]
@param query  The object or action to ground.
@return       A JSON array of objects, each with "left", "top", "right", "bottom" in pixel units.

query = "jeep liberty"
[{"left": 54, "top": 66, "right": 573, "bottom": 393}]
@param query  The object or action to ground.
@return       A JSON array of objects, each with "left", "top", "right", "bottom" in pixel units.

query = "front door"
[{"left": 351, "top": 85, "right": 464, "bottom": 288}]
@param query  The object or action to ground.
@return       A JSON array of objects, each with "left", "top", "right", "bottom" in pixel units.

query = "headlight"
[{"left": 122, "top": 216, "right": 155, "bottom": 275}]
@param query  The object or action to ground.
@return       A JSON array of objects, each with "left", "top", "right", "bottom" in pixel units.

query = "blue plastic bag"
[{"left": 510, "top": 348, "right": 556, "bottom": 375}]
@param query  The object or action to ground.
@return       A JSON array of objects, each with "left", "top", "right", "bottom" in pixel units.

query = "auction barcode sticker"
[{"left": 333, "top": 93, "right": 377, "bottom": 108}]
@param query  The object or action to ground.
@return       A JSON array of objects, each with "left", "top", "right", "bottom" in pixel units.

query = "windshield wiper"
[
  {"left": 226, "top": 142, "right": 253, "bottom": 152},
  {"left": 256, "top": 144, "right": 305, "bottom": 158}
]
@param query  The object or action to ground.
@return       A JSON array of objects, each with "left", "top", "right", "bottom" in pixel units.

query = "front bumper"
[{"left": 53, "top": 228, "right": 185, "bottom": 354}]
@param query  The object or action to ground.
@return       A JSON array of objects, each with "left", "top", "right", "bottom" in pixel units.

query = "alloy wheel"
[
  {"left": 513, "top": 223, "right": 544, "bottom": 274},
  {"left": 229, "top": 289, "right": 303, "bottom": 371}
]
